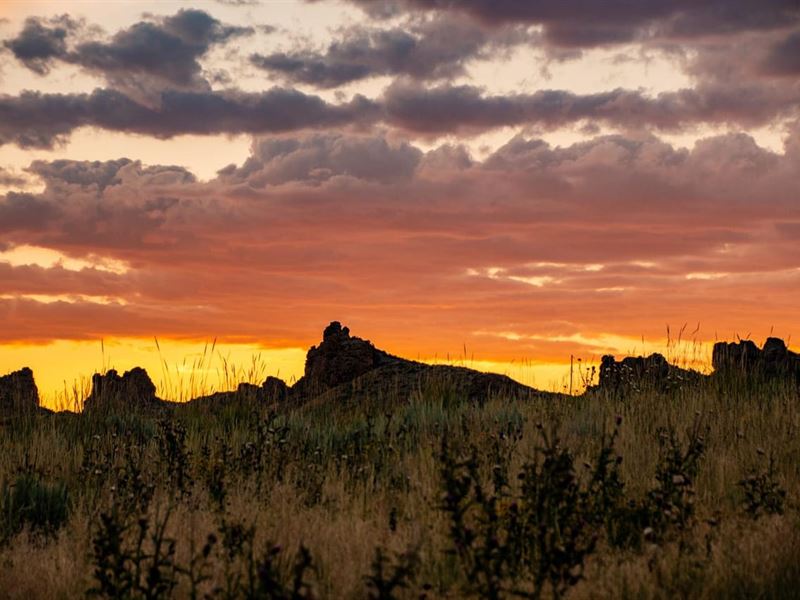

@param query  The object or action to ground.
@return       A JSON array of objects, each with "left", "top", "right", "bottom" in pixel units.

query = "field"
[{"left": 1, "top": 372, "right": 799, "bottom": 599}]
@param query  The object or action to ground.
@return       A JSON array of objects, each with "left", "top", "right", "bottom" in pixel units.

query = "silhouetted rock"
[
  {"left": 185, "top": 377, "right": 291, "bottom": 411},
  {"left": 263, "top": 376, "right": 289, "bottom": 401},
  {"left": 293, "top": 321, "right": 400, "bottom": 396},
  {"left": 713, "top": 337, "right": 800, "bottom": 382},
  {"left": 0, "top": 367, "right": 39, "bottom": 413},
  {"left": 84, "top": 367, "right": 163, "bottom": 412},
  {"left": 289, "top": 321, "right": 549, "bottom": 405},
  {"left": 597, "top": 353, "right": 701, "bottom": 393}
]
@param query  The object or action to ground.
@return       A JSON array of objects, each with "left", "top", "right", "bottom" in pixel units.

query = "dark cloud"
[
  {"left": 2, "top": 76, "right": 798, "bottom": 148},
  {"left": 0, "top": 87, "right": 380, "bottom": 148},
  {"left": 336, "top": 0, "right": 800, "bottom": 48},
  {"left": 77, "top": 9, "right": 249, "bottom": 91},
  {"left": 661, "top": 2, "right": 799, "bottom": 38},
  {"left": 382, "top": 82, "right": 800, "bottom": 134},
  {"left": 762, "top": 30, "right": 800, "bottom": 76},
  {"left": 27, "top": 158, "right": 133, "bottom": 190},
  {"left": 383, "top": 83, "right": 629, "bottom": 133},
  {"left": 0, "top": 192, "right": 59, "bottom": 233},
  {"left": 2, "top": 79, "right": 798, "bottom": 148},
  {"left": 2, "top": 15, "right": 79, "bottom": 74},
  {"left": 4, "top": 10, "right": 251, "bottom": 99},
  {"left": 219, "top": 132, "right": 422, "bottom": 186},
  {"left": 251, "top": 17, "right": 532, "bottom": 87},
  {"left": 27, "top": 159, "right": 195, "bottom": 191}
]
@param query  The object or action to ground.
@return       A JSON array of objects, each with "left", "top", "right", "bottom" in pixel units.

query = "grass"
[{"left": 0, "top": 370, "right": 798, "bottom": 598}]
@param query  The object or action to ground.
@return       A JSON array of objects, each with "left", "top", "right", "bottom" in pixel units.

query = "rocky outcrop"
[
  {"left": 292, "top": 321, "right": 399, "bottom": 396},
  {"left": 287, "top": 321, "right": 545, "bottom": 405},
  {"left": 713, "top": 338, "right": 800, "bottom": 382},
  {"left": 597, "top": 353, "right": 702, "bottom": 393},
  {"left": 0, "top": 367, "right": 39, "bottom": 414},
  {"left": 83, "top": 367, "right": 164, "bottom": 412}
]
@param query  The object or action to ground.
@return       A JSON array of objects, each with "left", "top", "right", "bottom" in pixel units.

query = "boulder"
[
  {"left": 83, "top": 367, "right": 162, "bottom": 411},
  {"left": 597, "top": 353, "right": 701, "bottom": 393},
  {"left": 262, "top": 376, "right": 289, "bottom": 402},
  {"left": 0, "top": 367, "right": 39, "bottom": 413},
  {"left": 712, "top": 337, "right": 800, "bottom": 382}
]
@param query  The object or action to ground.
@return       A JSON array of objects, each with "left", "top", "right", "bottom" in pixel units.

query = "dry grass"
[{"left": 1, "top": 372, "right": 798, "bottom": 598}]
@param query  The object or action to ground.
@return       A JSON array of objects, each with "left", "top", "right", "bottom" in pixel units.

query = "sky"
[{"left": 1, "top": 0, "right": 799, "bottom": 407}]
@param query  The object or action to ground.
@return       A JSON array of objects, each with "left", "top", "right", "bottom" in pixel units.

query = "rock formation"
[
  {"left": 597, "top": 353, "right": 702, "bottom": 393},
  {"left": 0, "top": 367, "right": 39, "bottom": 414},
  {"left": 713, "top": 337, "right": 800, "bottom": 382},
  {"left": 286, "top": 321, "right": 545, "bottom": 405},
  {"left": 291, "top": 321, "right": 400, "bottom": 397},
  {"left": 83, "top": 367, "right": 163, "bottom": 412}
]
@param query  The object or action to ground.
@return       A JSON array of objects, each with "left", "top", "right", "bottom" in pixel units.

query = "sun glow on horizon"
[{"left": 0, "top": 328, "right": 736, "bottom": 411}]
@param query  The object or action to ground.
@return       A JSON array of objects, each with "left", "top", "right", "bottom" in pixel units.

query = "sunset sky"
[{"left": 1, "top": 0, "right": 799, "bottom": 406}]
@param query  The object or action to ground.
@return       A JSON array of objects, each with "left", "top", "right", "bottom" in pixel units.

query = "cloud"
[
  {"left": 27, "top": 158, "right": 138, "bottom": 190},
  {"left": 0, "top": 167, "right": 28, "bottom": 187},
  {"left": 251, "top": 16, "right": 533, "bottom": 87},
  {"left": 0, "top": 87, "right": 380, "bottom": 148},
  {"left": 4, "top": 10, "right": 252, "bottom": 101},
  {"left": 214, "top": 0, "right": 262, "bottom": 5},
  {"left": 73, "top": 9, "right": 251, "bottom": 100},
  {"left": 2, "top": 15, "right": 79, "bottom": 74},
  {"left": 2, "top": 78, "right": 797, "bottom": 149},
  {"left": 2, "top": 6, "right": 798, "bottom": 147},
  {"left": 0, "top": 159, "right": 198, "bottom": 250},
  {"left": 382, "top": 82, "right": 800, "bottom": 134},
  {"left": 219, "top": 132, "right": 422, "bottom": 186},
  {"left": 1, "top": 128, "right": 798, "bottom": 352},
  {"left": 0, "top": 192, "right": 58, "bottom": 233},
  {"left": 27, "top": 158, "right": 195, "bottom": 191},
  {"left": 336, "top": 0, "right": 800, "bottom": 48},
  {"left": 762, "top": 30, "right": 800, "bottom": 76}
]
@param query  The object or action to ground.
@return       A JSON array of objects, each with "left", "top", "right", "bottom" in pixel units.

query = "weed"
[
  {"left": 739, "top": 454, "right": 787, "bottom": 519},
  {"left": 364, "top": 545, "right": 419, "bottom": 600}
]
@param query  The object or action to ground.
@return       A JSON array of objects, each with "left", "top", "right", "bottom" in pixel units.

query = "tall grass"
[{"left": 1, "top": 366, "right": 798, "bottom": 598}]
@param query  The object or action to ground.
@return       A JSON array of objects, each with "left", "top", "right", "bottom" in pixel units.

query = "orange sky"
[{"left": 1, "top": 1, "right": 799, "bottom": 408}]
